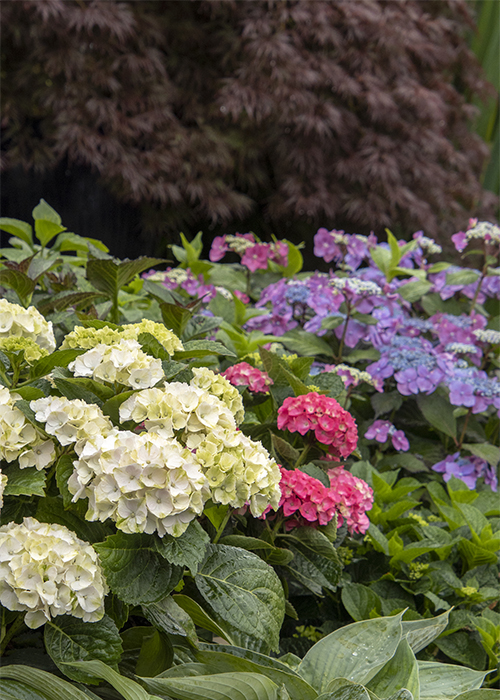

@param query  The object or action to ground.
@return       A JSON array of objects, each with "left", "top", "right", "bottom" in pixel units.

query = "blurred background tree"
[{"left": 1, "top": 0, "right": 497, "bottom": 259}]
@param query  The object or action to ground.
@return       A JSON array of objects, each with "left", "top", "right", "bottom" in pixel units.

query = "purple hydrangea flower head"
[
  {"left": 432, "top": 452, "right": 497, "bottom": 491},
  {"left": 365, "top": 420, "right": 409, "bottom": 451}
]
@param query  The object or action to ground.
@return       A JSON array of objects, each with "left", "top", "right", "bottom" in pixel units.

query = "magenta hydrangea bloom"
[
  {"left": 277, "top": 392, "right": 358, "bottom": 460},
  {"left": 328, "top": 466, "right": 374, "bottom": 534},
  {"left": 221, "top": 362, "right": 273, "bottom": 393},
  {"left": 241, "top": 244, "right": 273, "bottom": 272}
]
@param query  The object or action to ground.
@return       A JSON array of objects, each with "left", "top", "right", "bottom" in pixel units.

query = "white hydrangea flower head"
[
  {"left": 196, "top": 429, "right": 281, "bottom": 516},
  {"left": 330, "top": 278, "right": 383, "bottom": 296},
  {"left": 69, "top": 430, "right": 209, "bottom": 537},
  {"left": 30, "top": 396, "right": 113, "bottom": 448},
  {"left": 19, "top": 439, "right": 57, "bottom": 471},
  {"left": 0, "top": 387, "right": 38, "bottom": 462},
  {"left": 329, "top": 364, "right": 379, "bottom": 388},
  {"left": 466, "top": 221, "right": 500, "bottom": 244},
  {"left": 473, "top": 329, "right": 500, "bottom": 345},
  {"left": 69, "top": 338, "right": 164, "bottom": 389},
  {"left": 417, "top": 236, "right": 442, "bottom": 255},
  {"left": 0, "top": 517, "right": 107, "bottom": 628},
  {"left": 0, "top": 336, "right": 49, "bottom": 364},
  {"left": 226, "top": 234, "right": 255, "bottom": 254},
  {"left": 0, "top": 469, "right": 7, "bottom": 509},
  {"left": 119, "top": 382, "right": 237, "bottom": 449},
  {"left": 0, "top": 300, "right": 55, "bottom": 353},
  {"left": 60, "top": 320, "right": 183, "bottom": 356},
  {"left": 190, "top": 367, "right": 245, "bottom": 425}
]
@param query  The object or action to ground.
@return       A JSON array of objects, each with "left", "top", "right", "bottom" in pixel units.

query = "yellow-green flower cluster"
[
  {"left": 196, "top": 428, "right": 281, "bottom": 516},
  {"left": 408, "top": 562, "right": 429, "bottom": 580},
  {"left": 0, "top": 387, "right": 55, "bottom": 468},
  {"left": 0, "top": 299, "right": 55, "bottom": 353},
  {"left": 0, "top": 517, "right": 107, "bottom": 628},
  {"left": 0, "top": 336, "right": 49, "bottom": 364},
  {"left": 69, "top": 338, "right": 164, "bottom": 389},
  {"left": 190, "top": 367, "right": 244, "bottom": 424},
  {"left": 61, "top": 320, "right": 183, "bottom": 356},
  {"left": 408, "top": 512, "right": 429, "bottom": 527},
  {"left": 0, "top": 469, "right": 7, "bottom": 509}
]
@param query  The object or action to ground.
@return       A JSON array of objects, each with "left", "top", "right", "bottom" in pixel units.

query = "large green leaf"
[
  {"left": 0, "top": 217, "right": 33, "bottom": 246},
  {"left": 462, "top": 442, "right": 500, "bottom": 467},
  {"left": 418, "top": 662, "right": 487, "bottom": 700},
  {"left": 0, "top": 679, "right": 54, "bottom": 700},
  {"left": 142, "top": 671, "right": 279, "bottom": 700},
  {"left": 94, "top": 532, "right": 182, "bottom": 604},
  {"left": 283, "top": 527, "right": 342, "bottom": 593},
  {"left": 0, "top": 269, "right": 36, "bottom": 305},
  {"left": 174, "top": 339, "right": 236, "bottom": 359},
  {"left": 0, "top": 666, "right": 91, "bottom": 700},
  {"left": 173, "top": 594, "right": 233, "bottom": 642},
  {"left": 298, "top": 613, "right": 403, "bottom": 693},
  {"left": 453, "top": 692, "right": 500, "bottom": 700},
  {"left": 142, "top": 595, "right": 198, "bottom": 644},
  {"left": 402, "top": 610, "right": 450, "bottom": 653},
  {"left": 121, "top": 626, "right": 173, "bottom": 677},
  {"left": 29, "top": 349, "right": 85, "bottom": 381},
  {"left": 4, "top": 463, "right": 46, "bottom": 497},
  {"left": 86, "top": 257, "right": 165, "bottom": 298},
  {"left": 366, "top": 639, "right": 419, "bottom": 700},
  {"left": 280, "top": 329, "right": 335, "bottom": 357},
  {"left": 341, "top": 584, "right": 382, "bottom": 621},
  {"left": 44, "top": 614, "right": 122, "bottom": 684},
  {"left": 63, "top": 660, "right": 161, "bottom": 700},
  {"left": 195, "top": 544, "right": 285, "bottom": 652},
  {"left": 416, "top": 394, "right": 456, "bottom": 440},
  {"left": 155, "top": 520, "right": 209, "bottom": 574},
  {"left": 317, "top": 678, "right": 374, "bottom": 699}
]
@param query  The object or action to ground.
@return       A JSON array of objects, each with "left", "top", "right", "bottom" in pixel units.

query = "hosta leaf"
[
  {"left": 453, "top": 692, "right": 500, "bottom": 699},
  {"left": 63, "top": 660, "right": 159, "bottom": 700},
  {"left": 366, "top": 639, "right": 419, "bottom": 700},
  {"left": 44, "top": 615, "right": 122, "bottom": 684},
  {"left": 143, "top": 671, "right": 278, "bottom": 700},
  {"left": 0, "top": 678, "right": 53, "bottom": 700},
  {"left": 402, "top": 610, "right": 451, "bottom": 653},
  {"left": 195, "top": 544, "right": 285, "bottom": 652},
  {"left": 319, "top": 678, "right": 373, "bottom": 699},
  {"left": 418, "top": 662, "right": 487, "bottom": 700},
  {"left": 298, "top": 613, "right": 403, "bottom": 692},
  {"left": 94, "top": 532, "right": 182, "bottom": 604},
  {"left": 0, "top": 666, "right": 91, "bottom": 700}
]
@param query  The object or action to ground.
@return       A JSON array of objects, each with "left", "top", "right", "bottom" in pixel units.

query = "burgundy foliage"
[{"left": 1, "top": 0, "right": 496, "bottom": 247}]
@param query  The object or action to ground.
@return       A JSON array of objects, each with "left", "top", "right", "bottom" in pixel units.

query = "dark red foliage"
[{"left": 1, "top": 0, "right": 496, "bottom": 247}]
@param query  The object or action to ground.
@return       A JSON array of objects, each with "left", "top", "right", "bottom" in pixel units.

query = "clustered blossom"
[
  {"left": 313, "top": 228, "right": 375, "bottom": 270},
  {"left": 221, "top": 362, "right": 273, "bottom": 393},
  {"left": 60, "top": 319, "right": 183, "bottom": 356},
  {"left": 209, "top": 233, "right": 288, "bottom": 272},
  {"left": 190, "top": 367, "right": 245, "bottom": 424},
  {"left": 70, "top": 430, "right": 209, "bottom": 537},
  {"left": 474, "top": 329, "right": 500, "bottom": 345},
  {"left": 143, "top": 267, "right": 218, "bottom": 301},
  {"left": 0, "top": 299, "right": 56, "bottom": 353},
  {"left": 432, "top": 452, "right": 497, "bottom": 492},
  {"left": 277, "top": 392, "right": 358, "bottom": 460},
  {"left": 364, "top": 420, "right": 409, "bottom": 452},
  {"left": 69, "top": 338, "right": 164, "bottom": 389},
  {"left": 446, "top": 361, "right": 500, "bottom": 414},
  {"left": 31, "top": 396, "right": 113, "bottom": 447},
  {"left": 452, "top": 220, "right": 500, "bottom": 253},
  {"left": 119, "top": 381, "right": 236, "bottom": 449},
  {"left": 0, "top": 469, "right": 7, "bottom": 509},
  {"left": 320, "top": 364, "right": 383, "bottom": 391},
  {"left": 0, "top": 387, "right": 55, "bottom": 468},
  {"left": 0, "top": 336, "right": 49, "bottom": 364},
  {"left": 0, "top": 518, "right": 107, "bottom": 628},
  {"left": 272, "top": 466, "right": 373, "bottom": 534},
  {"left": 196, "top": 429, "right": 281, "bottom": 516}
]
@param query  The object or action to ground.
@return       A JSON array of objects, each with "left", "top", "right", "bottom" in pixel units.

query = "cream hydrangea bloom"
[
  {"left": 0, "top": 469, "right": 7, "bottom": 509},
  {"left": 69, "top": 429, "right": 209, "bottom": 537},
  {"left": 61, "top": 320, "right": 183, "bottom": 355},
  {"left": 0, "top": 336, "right": 49, "bottom": 364},
  {"left": 0, "top": 299, "right": 56, "bottom": 352},
  {"left": 190, "top": 367, "right": 245, "bottom": 424},
  {"left": 0, "top": 518, "right": 107, "bottom": 628},
  {"left": 30, "top": 396, "right": 113, "bottom": 448},
  {"left": 69, "top": 338, "right": 164, "bottom": 389},
  {"left": 196, "top": 429, "right": 281, "bottom": 517},
  {"left": 119, "top": 382, "right": 236, "bottom": 449},
  {"left": 0, "top": 386, "right": 38, "bottom": 462}
]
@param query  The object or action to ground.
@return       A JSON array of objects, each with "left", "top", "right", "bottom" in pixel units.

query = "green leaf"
[
  {"left": 195, "top": 544, "right": 285, "bottom": 652},
  {"left": 174, "top": 339, "right": 236, "bottom": 359},
  {"left": 417, "top": 394, "right": 456, "bottom": 440},
  {"left": 271, "top": 433, "right": 300, "bottom": 463},
  {"left": 142, "top": 671, "right": 279, "bottom": 700},
  {"left": 173, "top": 594, "right": 233, "bottom": 642},
  {"left": 56, "top": 454, "right": 75, "bottom": 507},
  {"left": 62, "top": 660, "right": 157, "bottom": 700},
  {"left": 0, "top": 269, "right": 36, "bottom": 305},
  {"left": 160, "top": 302, "right": 193, "bottom": 338},
  {"left": 370, "top": 246, "right": 392, "bottom": 276},
  {"left": 155, "top": 520, "right": 210, "bottom": 574},
  {"left": 53, "top": 376, "right": 104, "bottom": 407},
  {"left": 457, "top": 539, "right": 498, "bottom": 570},
  {"left": 142, "top": 595, "right": 198, "bottom": 644},
  {"left": 29, "top": 349, "right": 85, "bottom": 381},
  {"left": 435, "top": 632, "right": 487, "bottom": 671},
  {"left": 4, "top": 463, "right": 46, "bottom": 497},
  {"left": 0, "top": 679, "right": 54, "bottom": 700},
  {"left": 281, "top": 242, "right": 303, "bottom": 278},
  {"left": 446, "top": 270, "right": 480, "bottom": 287},
  {"left": 0, "top": 665, "right": 92, "bottom": 700},
  {"left": 417, "top": 661, "right": 487, "bottom": 700},
  {"left": 35, "top": 220, "right": 67, "bottom": 247},
  {"left": 341, "top": 583, "right": 382, "bottom": 621},
  {"left": 37, "top": 291, "right": 105, "bottom": 315},
  {"left": 94, "top": 532, "right": 182, "bottom": 605},
  {"left": 453, "top": 692, "right": 500, "bottom": 700},
  {"left": 44, "top": 615, "right": 122, "bottom": 684},
  {"left": 32, "top": 199, "right": 62, "bottom": 224},
  {"left": 310, "top": 372, "right": 345, "bottom": 397},
  {"left": 462, "top": 442, "right": 500, "bottom": 467},
  {"left": 402, "top": 610, "right": 450, "bottom": 653},
  {"left": 203, "top": 502, "right": 229, "bottom": 529},
  {"left": 86, "top": 257, "right": 165, "bottom": 298},
  {"left": 0, "top": 218, "right": 33, "bottom": 246},
  {"left": 298, "top": 613, "right": 403, "bottom": 692},
  {"left": 318, "top": 679, "right": 372, "bottom": 700},
  {"left": 366, "top": 639, "right": 419, "bottom": 700},
  {"left": 399, "top": 280, "right": 433, "bottom": 303},
  {"left": 321, "top": 316, "right": 346, "bottom": 331},
  {"left": 427, "top": 262, "right": 451, "bottom": 274},
  {"left": 105, "top": 594, "right": 130, "bottom": 630},
  {"left": 36, "top": 496, "right": 110, "bottom": 544},
  {"left": 299, "top": 463, "right": 331, "bottom": 488},
  {"left": 121, "top": 626, "right": 173, "bottom": 677},
  {"left": 280, "top": 329, "right": 335, "bottom": 357}
]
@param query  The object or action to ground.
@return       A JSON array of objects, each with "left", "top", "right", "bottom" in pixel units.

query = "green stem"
[
  {"left": 469, "top": 262, "right": 487, "bottom": 315},
  {"left": 294, "top": 442, "right": 311, "bottom": 469},
  {"left": 0, "top": 615, "right": 24, "bottom": 656},
  {"left": 457, "top": 408, "right": 472, "bottom": 449},
  {"left": 212, "top": 510, "right": 231, "bottom": 544},
  {"left": 337, "top": 301, "right": 351, "bottom": 362}
]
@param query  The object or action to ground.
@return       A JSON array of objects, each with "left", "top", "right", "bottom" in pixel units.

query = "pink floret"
[{"left": 221, "top": 362, "right": 273, "bottom": 393}]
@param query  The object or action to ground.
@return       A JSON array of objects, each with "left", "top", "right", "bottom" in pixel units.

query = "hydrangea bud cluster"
[
  {"left": 69, "top": 338, "right": 164, "bottom": 389},
  {"left": 143, "top": 268, "right": 218, "bottom": 301},
  {"left": 0, "top": 300, "right": 56, "bottom": 353},
  {"left": 277, "top": 392, "right": 358, "bottom": 460},
  {"left": 452, "top": 220, "right": 500, "bottom": 253},
  {"left": 60, "top": 319, "right": 183, "bottom": 356},
  {"left": 221, "top": 362, "right": 273, "bottom": 393},
  {"left": 272, "top": 466, "right": 373, "bottom": 534},
  {"left": 432, "top": 452, "right": 497, "bottom": 491},
  {"left": 69, "top": 430, "right": 209, "bottom": 537},
  {"left": 209, "top": 233, "right": 288, "bottom": 272},
  {"left": 364, "top": 420, "right": 409, "bottom": 452},
  {"left": 0, "top": 469, "right": 7, "bottom": 509},
  {"left": 190, "top": 367, "right": 245, "bottom": 424},
  {"left": 0, "top": 336, "right": 49, "bottom": 364},
  {"left": 0, "top": 518, "right": 107, "bottom": 628},
  {"left": 0, "top": 387, "right": 55, "bottom": 468},
  {"left": 31, "top": 396, "right": 114, "bottom": 447},
  {"left": 320, "top": 364, "right": 383, "bottom": 391},
  {"left": 474, "top": 329, "right": 500, "bottom": 345},
  {"left": 195, "top": 429, "right": 281, "bottom": 516},
  {"left": 119, "top": 382, "right": 237, "bottom": 449}
]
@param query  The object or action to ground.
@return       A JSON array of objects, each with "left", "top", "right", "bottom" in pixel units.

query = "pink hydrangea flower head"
[
  {"left": 241, "top": 244, "right": 273, "bottom": 272},
  {"left": 233, "top": 290, "right": 250, "bottom": 304},
  {"left": 327, "top": 467, "right": 374, "bottom": 534},
  {"left": 271, "top": 241, "right": 289, "bottom": 267},
  {"left": 209, "top": 235, "right": 229, "bottom": 262},
  {"left": 277, "top": 392, "right": 358, "bottom": 459},
  {"left": 221, "top": 362, "right": 273, "bottom": 393},
  {"left": 451, "top": 231, "right": 467, "bottom": 253}
]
